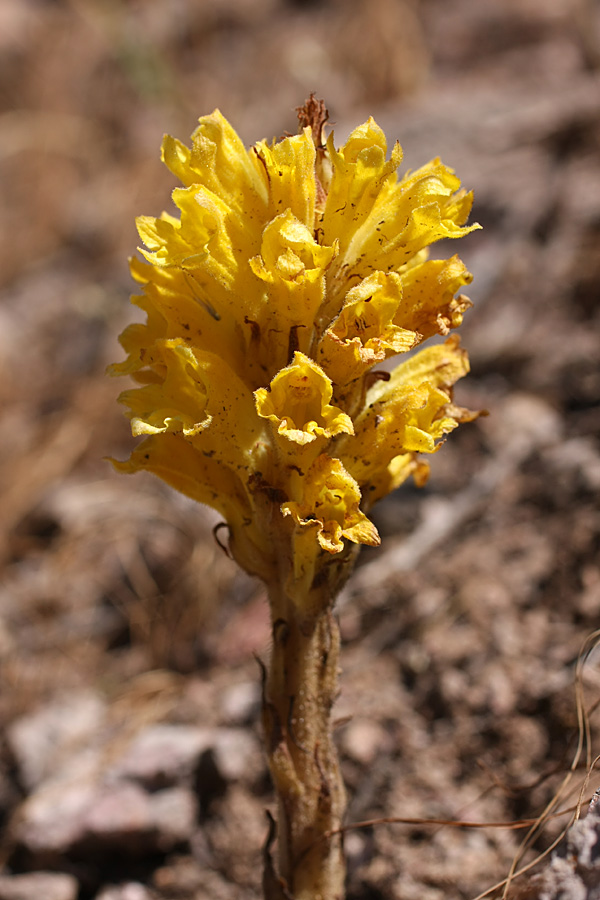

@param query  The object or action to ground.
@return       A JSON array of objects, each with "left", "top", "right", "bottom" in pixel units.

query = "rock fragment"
[
  {"left": 0, "top": 872, "right": 78, "bottom": 900},
  {"left": 94, "top": 884, "right": 154, "bottom": 900},
  {"left": 7, "top": 691, "right": 106, "bottom": 790}
]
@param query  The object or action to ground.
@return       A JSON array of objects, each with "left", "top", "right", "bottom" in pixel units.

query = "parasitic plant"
[{"left": 109, "top": 97, "right": 480, "bottom": 900}]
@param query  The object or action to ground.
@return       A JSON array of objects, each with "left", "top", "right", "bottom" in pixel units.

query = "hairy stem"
[{"left": 262, "top": 581, "right": 346, "bottom": 900}]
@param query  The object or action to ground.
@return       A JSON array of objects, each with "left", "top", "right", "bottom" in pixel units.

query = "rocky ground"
[{"left": 1, "top": 1, "right": 600, "bottom": 898}]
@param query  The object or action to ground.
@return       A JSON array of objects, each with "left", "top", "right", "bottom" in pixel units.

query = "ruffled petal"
[
  {"left": 110, "top": 433, "right": 247, "bottom": 521},
  {"left": 318, "top": 271, "right": 417, "bottom": 385},
  {"left": 117, "top": 339, "right": 211, "bottom": 436},
  {"left": 362, "top": 453, "right": 431, "bottom": 510},
  {"left": 395, "top": 255, "right": 473, "bottom": 338},
  {"left": 338, "top": 336, "right": 472, "bottom": 488},
  {"left": 325, "top": 158, "right": 480, "bottom": 305},
  {"left": 320, "top": 118, "right": 402, "bottom": 252},
  {"left": 161, "top": 109, "right": 268, "bottom": 219},
  {"left": 254, "top": 127, "right": 316, "bottom": 229}
]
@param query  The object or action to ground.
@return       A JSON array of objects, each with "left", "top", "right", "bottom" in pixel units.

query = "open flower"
[
  {"left": 318, "top": 271, "right": 418, "bottom": 387},
  {"left": 283, "top": 454, "right": 380, "bottom": 590},
  {"left": 255, "top": 351, "right": 353, "bottom": 447},
  {"left": 110, "top": 101, "right": 479, "bottom": 593}
]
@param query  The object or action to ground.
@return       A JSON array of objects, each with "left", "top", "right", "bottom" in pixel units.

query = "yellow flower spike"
[
  {"left": 255, "top": 351, "right": 353, "bottom": 445},
  {"left": 254, "top": 128, "right": 316, "bottom": 228},
  {"left": 112, "top": 106, "right": 479, "bottom": 567},
  {"left": 282, "top": 454, "right": 380, "bottom": 555},
  {"left": 318, "top": 270, "right": 418, "bottom": 386},
  {"left": 112, "top": 107, "right": 480, "bottom": 568}
]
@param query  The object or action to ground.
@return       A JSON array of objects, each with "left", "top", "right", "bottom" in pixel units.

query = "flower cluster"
[{"left": 110, "top": 102, "right": 479, "bottom": 598}]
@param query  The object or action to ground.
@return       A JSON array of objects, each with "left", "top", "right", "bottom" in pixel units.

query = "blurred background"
[{"left": 0, "top": 1, "right": 599, "bottom": 899}]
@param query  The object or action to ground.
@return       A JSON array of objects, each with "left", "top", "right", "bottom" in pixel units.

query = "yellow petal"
[
  {"left": 253, "top": 127, "right": 316, "bottom": 228},
  {"left": 110, "top": 435, "right": 275, "bottom": 582},
  {"left": 161, "top": 110, "right": 268, "bottom": 219},
  {"left": 361, "top": 454, "right": 430, "bottom": 510},
  {"left": 136, "top": 213, "right": 195, "bottom": 267},
  {"left": 180, "top": 351, "right": 268, "bottom": 473},
  {"left": 395, "top": 255, "right": 473, "bottom": 338},
  {"left": 109, "top": 257, "right": 254, "bottom": 388},
  {"left": 381, "top": 333, "right": 471, "bottom": 397},
  {"left": 320, "top": 118, "right": 402, "bottom": 252},
  {"left": 110, "top": 433, "right": 247, "bottom": 521},
  {"left": 250, "top": 210, "right": 336, "bottom": 289},
  {"left": 120, "top": 341, "right": 267, "bottom": 474},
  {"left": 326, "top": 155, "right": 480, "bottom": 303},
  {"left": 140, "top": 185, "right": 256, "bottom": 288},
  {"left": 255, "top": 351, "right": 353, "bottom": 445},
  {"left": 117, "top": 339, "right": 211, "bottom": 436}
]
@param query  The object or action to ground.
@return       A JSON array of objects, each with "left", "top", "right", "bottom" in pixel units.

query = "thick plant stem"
[{"left": 262, "top": 581, "right": 346, "bottom": 900}]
